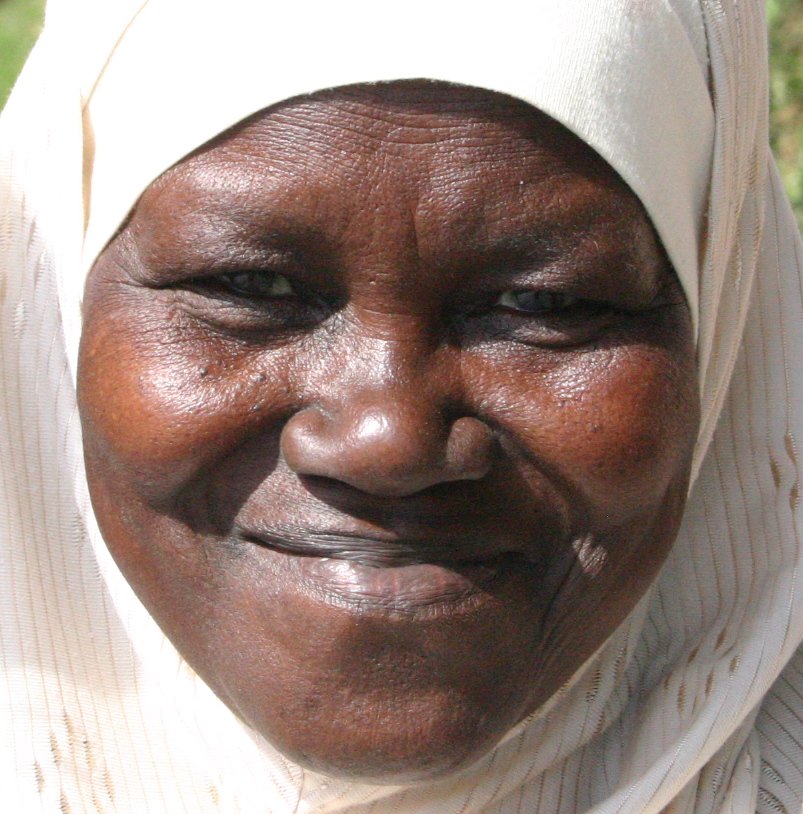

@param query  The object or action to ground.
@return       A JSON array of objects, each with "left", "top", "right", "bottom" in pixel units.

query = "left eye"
[
  {"left": 495, "top": 290, "right": 579, "bottom": 314},
  {"left": 218, "top": 271, "right": 296, "bottom": 298}
]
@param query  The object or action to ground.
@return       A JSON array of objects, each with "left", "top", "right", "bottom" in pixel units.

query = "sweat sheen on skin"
[{"left": 77, "top": 82, "right": 699, "bottom": 782}]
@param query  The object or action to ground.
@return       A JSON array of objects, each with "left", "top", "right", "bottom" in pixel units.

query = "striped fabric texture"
[{"left": 1, "top": 1, "right": 803, "bottom": 811}]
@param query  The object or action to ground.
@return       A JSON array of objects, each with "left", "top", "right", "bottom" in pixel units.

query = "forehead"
[
  {"left": 200, "top": 84, "right": 603, "bottom": 172},
  {"left": 136, "top": 84, "right": 654, "bottom": 271}
]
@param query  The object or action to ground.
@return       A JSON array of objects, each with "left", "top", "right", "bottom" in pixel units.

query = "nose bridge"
[
  {"left": 313, "top": 319, "right": 439, "bottom": 415},
  {"left": 316, "top": 329, "right": 445, "bottom": 458}
]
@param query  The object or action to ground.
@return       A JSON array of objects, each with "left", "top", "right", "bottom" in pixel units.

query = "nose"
[{"left": 280, "top": 394, "right": 496, "bottom": 498}]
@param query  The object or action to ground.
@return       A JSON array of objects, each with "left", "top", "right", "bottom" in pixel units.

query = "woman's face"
[{"left": 78, "top": 83, "right": 698, "bottom": 782}]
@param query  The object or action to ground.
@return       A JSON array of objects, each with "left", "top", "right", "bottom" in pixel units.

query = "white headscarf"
[{"left": 2, "top": 1, "right": 802, "bottom": 811}]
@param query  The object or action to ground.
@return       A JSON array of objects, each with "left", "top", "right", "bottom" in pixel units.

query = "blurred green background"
[
  {"left": 1, "top": 0, "right": 801, "bottom": 228},
  {"left": 0, "top": 0, "right": 42, "bottom": 106},
  {"left": 769, "top": 0, "right": 803, "bottom": 229}
]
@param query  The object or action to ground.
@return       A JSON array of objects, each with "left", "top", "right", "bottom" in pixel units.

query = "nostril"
[
  {"left": 281, "top": 404, "right": 496, "bottom": 497},
  {"left": 444, "top": 417, "right": 496, "bottom": 481}
]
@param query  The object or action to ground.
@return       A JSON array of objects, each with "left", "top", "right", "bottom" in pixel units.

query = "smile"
[{"left": 239, "top": 528, "right": 533, "bottom": 612}]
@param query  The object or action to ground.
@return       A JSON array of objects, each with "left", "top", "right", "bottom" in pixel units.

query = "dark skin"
[{"left": 77, "top": 82, "right": 699, "bottom": 783}]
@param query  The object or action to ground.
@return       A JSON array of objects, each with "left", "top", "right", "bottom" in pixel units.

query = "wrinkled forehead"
[
  {"left": 79, "top": 0, "right": 713, "bottom": 329},
  {"left": 153, "top": 83, "right": 636, "bottom": 204},
  {"left": 130, "top": 83, "right": 662, "bottom": 286}
]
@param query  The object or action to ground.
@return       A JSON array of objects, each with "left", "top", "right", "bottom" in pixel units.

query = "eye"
[
  {"left": 463, "top": 286, "right": 622, "bottom": 348},
  {"left": 171, "top": 267, "right": 330, "bottom": 336},
  {"left": 495, "top": 289, "right": 579, "bottom": 314},
  {"left": 219, "top": 270, "right": 296, "bottom": 298}
]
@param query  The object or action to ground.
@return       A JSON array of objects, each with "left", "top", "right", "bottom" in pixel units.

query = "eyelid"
[
  {"left": 494, "top": 289, "right": 581, "bottom": 313},
  {"left": 134, "top": 241, "right": 305, "bottom": 286},
  {"left": 217, "top": 269, "right": 297, "bottom": 298},
  {"left": 480, "top": 256, "right": 659, "bottom": 305}
]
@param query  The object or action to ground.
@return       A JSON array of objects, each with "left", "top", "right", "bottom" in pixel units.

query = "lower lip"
[{"left": 256, "top": 547, "right": 517, "bottom": 612}]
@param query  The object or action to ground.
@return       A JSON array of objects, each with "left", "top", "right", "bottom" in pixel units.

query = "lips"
[
  {"left": 243, "top": 526, "right": 517, "bottom": 565},
  {"left": 291, "top": 556, "right": 516, "bottom": 610},
  {"left": 238, "top": 527, "right": 536, "bottom": 611}
]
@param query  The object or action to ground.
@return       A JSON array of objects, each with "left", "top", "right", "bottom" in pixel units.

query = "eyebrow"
[
  {"left": 141, "top": 166, "right": 657, "bottom": 287},
  {"left": 474, "top": 232, "right": 564, "bottom": 263},
  {"left": 473, "top": 222, "right": 665, "bottom": 296},
  {"left": 456, "top": 221, "right": 646, "bottom": 266}
]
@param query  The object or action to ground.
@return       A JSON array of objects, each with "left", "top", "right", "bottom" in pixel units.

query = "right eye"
[{"left": 162, "top": 267, "right": 329, "bottom": 337}]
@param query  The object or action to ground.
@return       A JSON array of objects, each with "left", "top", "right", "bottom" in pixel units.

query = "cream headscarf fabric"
[{"left": 2, "top": 1, "right": 803, "bottom": 811}]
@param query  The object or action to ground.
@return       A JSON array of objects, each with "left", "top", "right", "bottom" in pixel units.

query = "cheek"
[
  {"left": 78, "top": 310, "right": 294, "bottom": 500},
  {"left": 478, "top": 341, "right": 698, "bottom": 524}
]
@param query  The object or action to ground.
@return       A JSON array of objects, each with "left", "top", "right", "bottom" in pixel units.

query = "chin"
[{"left": 254, "top": 704, "right": 511, "bottom": 785}]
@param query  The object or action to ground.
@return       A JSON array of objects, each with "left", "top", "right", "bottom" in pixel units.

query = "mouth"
[{"left": 238, "top": 527, "right": 536, "bottom": 612}]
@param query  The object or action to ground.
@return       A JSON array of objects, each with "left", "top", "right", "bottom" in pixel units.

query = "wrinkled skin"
[{"left": 78, "top": 82, "right": 699, "bottom": 783}]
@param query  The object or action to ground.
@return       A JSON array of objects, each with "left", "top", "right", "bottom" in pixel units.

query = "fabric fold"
[{"left": 2, "top": 1, "right": 802, "bottom": 811}]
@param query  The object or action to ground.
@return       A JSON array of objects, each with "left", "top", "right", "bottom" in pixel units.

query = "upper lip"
[
  {"left": 237, "top": 525, "right": 533, "bottom": 568},
  {"left": 231, "top": 475, "right": 569, "bottom": 569}
]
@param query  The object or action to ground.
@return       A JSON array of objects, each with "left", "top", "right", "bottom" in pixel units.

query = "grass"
[
  {"left": 0, "top": 0, "right": 800, "bottom": 227},
  {"left": 0, "top": 0, "right": 44, "bottom": 107},
  {"left": 769, "top": 0, "right": 803, "bottom": 229}
]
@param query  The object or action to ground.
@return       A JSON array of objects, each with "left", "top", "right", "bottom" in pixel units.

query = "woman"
[{"left": 1, "top": 1, "right": 802, "bottom": 812}]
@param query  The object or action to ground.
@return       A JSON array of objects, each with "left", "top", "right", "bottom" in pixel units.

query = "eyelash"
[
  {"left": 218, "top": 270, "right": 298, "bottom": 299},
  {"left": 181, "top": 269, "right": 620, "bottom": 344},
  {"left": 495, "top": 289, "right": 580, "bottom": 314},
  {"left": 212, "top": 270, "right": 602, "bottom": 308}
]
